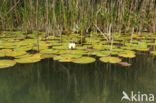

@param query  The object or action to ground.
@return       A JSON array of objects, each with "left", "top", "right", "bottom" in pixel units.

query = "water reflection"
[{"left": 0, "top": 53, "right": 155, "bottom": 103}]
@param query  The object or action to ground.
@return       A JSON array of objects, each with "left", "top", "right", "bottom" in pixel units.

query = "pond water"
[{"left": 0, "top": 53, "right": 155, "bottom": 103}]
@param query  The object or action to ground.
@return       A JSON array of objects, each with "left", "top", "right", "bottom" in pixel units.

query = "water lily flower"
[{"left": 68, "top": 43, "right": 76, "bottom": 49}]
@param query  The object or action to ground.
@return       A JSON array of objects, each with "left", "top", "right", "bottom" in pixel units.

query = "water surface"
[{"left": 0, "top": 53, "right": 156, "bottom": 103}]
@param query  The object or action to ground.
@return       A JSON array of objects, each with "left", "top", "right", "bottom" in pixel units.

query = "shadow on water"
[{"left": 0, "top": 53, "right": 156, "bottom": 103}]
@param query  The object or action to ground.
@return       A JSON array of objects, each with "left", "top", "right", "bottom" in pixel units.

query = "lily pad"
[
  {"left": 93, "top": 44, "right": 105, "bottom": 50},
  {"left": 14, "top": 46, "right": 32, "bottom": 51},
  {"left": 53, "top": 46, "right": 68, "bottom": 50},
  {"left": 91, "top": 51, "right": 111, "bottom": 57},
  {"left": 150, "top": 51, "right": 156, "bottom": 55},
  {"left": 0, "top": 49, "right": 12, "bottom": 54},
  {"left": 53, "top": 55, "right": 63, "bottom": 61},
  {"left": 118, "top": 62, "right": 131, "bottom": 67},
  {"left": 15, "top": 53, "right": 32, "bottom": 58},
  {"left": 40, "top": 49, "right": 59, "bottom": 54},
  {"left": 72, "top": 57, "right": 96, "bottom": 64},
  {"left": 135, "top": 48, "right": 149, "bottom": 51},
  {"left": 67, "top": 50, "right": 88, "bottom": 55},
  {"left": 118, "top": 51, "right": 136, "bottom": 58},
  {"left": 0, "top": 60, "right": 16, "bottom": 69},
  {"left": 6, "top": 51, "right": 27, "bottom": 57},
  {"left": 61, "top": 54, "right": 82, "bottom": 58},
  {"left": 15, "top": 53, "right": 41, "bottom": 63},
  {"left": 0, "top": 53, "right": 5, "bottom": 57},
  {"left": 59, "top": 58, "right": 73, "bottom": 63},
  {"left": 53, "top": 54, "right": 82, "bottom": 62},
  {"left": 41, "top": 53, "right": 55, "bottom": 59},
  {"left": 100, "top": 56, "right": 121, "bottom": 63},
  {"left": 32, "top": 45, "right": 48, "bottom": 51}
]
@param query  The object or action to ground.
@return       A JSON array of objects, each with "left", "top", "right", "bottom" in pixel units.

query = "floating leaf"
[
  {"left": 15, "top": 53, "right": 32, "bottom": 58},
  {"left": 6, "top": 51, "right": 27, "bottom": 57},
  {"left": 40, "top": 49, "right": 59, "bottom": 54},
  {"left": 118, "top": 51, "right": 136, "bottom": 58},
  {"left": 41, "top": 53, "right": 55, "bottom": 59},
  {"left": 61, "top": 54, "right": 82, "bottom": 58},
  {"left": 67, "top": 50, "right": 88, "bottom": 55},
  {"left": 0, "top": 53, "right": 5, "bottom": 57},
  {"left": 135, "top": 48, "right": 149, "bottom": 51},
  {"left": 53, "top": 46, "right": 68, "bottom": 50},
  {"left": 0, "top": 49, "right": 12, "bottom": 54},
  {"left": 91, "top": 51, "right": 110, "bottom": 57},
  {"left": 0, "top": 60, "right": 16, "bottom": 69},
  {"left": 14, "top": 46, "right": 32, "bottom": 51},
  {"left": 118, "top": 62, "right": 131, "bottom": 67},
  {"left": 53, "top": 55, "right": 63, "bottom": 61},
  {"left": 100, "top": 56, "right": 121, "bottom": 63},
  {"left": 150, "top": 51, "right": 156, "bottom": 55},
  {"left": 99, "top": 56, "right": 110, "bottom": 62},
  {"left": 72, "top": 57, "right": 96, "bottom": 64},
  {"left": 15, "top": 53, "right": 41, "bottom": 63},
  {"left": 53, "top": 54, "right": 82, "bottom": 62},
  {"left": 59, "top": 58, "right": 73, "bottom": 62}
]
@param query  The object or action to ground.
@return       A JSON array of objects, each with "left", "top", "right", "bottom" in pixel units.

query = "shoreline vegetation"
[
  {"left": 0, "top": 0, "right": 155, "bottom": 35},
  {"left": 0, "top": 0, "right": 156, "bottom": 68}
]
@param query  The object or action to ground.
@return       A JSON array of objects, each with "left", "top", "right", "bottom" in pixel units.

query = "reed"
[{"left": 0, "top": 0, "right": 155, "bottom": 35}]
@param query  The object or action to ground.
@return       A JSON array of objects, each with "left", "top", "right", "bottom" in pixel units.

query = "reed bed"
[{"left": 0, "top": 0, "right": 155, "bottom": 35}]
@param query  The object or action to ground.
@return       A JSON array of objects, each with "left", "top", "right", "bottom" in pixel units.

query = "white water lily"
[{"left": 68, "top": 43, "right": 76, "bottom": 49}]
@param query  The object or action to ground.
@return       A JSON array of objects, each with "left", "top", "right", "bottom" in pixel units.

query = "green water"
[{"left": 0, "top": 53, "right": 155, "bottom": 103}]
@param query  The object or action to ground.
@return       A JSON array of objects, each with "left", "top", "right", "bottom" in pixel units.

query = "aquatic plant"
[
  {"left": 0, "top": 60, "right": 16, "bottom": 69},
  {"left": 0, "top": 0, "right": 155, "bottom": 34},
  {"left": 99, "top": 56, "right": 121, "bottom": 63},
  {"left": 72, "top": 57, "right": 96, "bottom": 64},
  {"left": 0, "top": 29, "right": 156, "bottom": 68}
]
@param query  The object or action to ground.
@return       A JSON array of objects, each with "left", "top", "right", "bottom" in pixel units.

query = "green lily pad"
[
  {"left": 15, "top": 58, "right": 40, "bottom": 64},
  {"left": 14, "top": 46, "right": 32, "bottom": 51},
  {"left": 86, "top": 37, "right": 101, "bottom": 43},
  {"left": 0, "top": 53, "right": 5, "bottom": 57},
  {"left": 53, "top": 54, "right": 82, "bottom": 62},
  {"left": 118, "top": 62, "right": 131, "bottom": 67},
  {"left": 41, "top": 53, "right": 55, "bottom": 59},
  {"left": 32, "top": 45, "right": 48, "bottom": 51},
  {"left": 2, "top": 43, "right": 17, "bottom": 48},
  {"left": 6, "top": 51, "right": 27, "bottom": 57},
  {"left": 53, "top": 55, "right": 63, "bottom": 61},
  {"left": 91, "top": 51, "right": 111, "bottom": 57},
  {"left": 120, "top": 46, "right": 134, "bottom": 50},
  {"left": 67, "top": 50, "right": 88, "bottom": 55},
  {"left": 58, "top": 58, "right": 73, "bottom": 63},
  {"left": 61, "top": 54, "right": 82, "bottom": 59},
  {"left": 72, "top": 57, "right": 96, "bottom": 64},
  {"left": 93, "top": 44, "right": 105, "bottom": 50},
  {"left": 15, "top": 53, "right": 32, "bottom": 59},
  {"left": 147, "top": 43, "right": 156, "bottom": 46},
  {"left": 40, "top": 49, "right": 59, "bottom": 54},
  {"left": 138, "top": 42, "right": 147, "bottom": 48},
  {"left": 0, "top": 49, "right": 12, "bottom": 54},
  {"left": 53, "top": 46, "right": 68, "bottom": 50},
  {"left": 150, "top": 51, "right": 156, "bottom": 55},
  {"left": 100, "top": 56, "right": 121, "bottom": 63},
  {"left": 76, "top": 46, "right": 88, "bottom": 50},
  {"left": 0, "top": 60, "right": 16, "bottom": 69},
  {"left": 135, "top": 48, "right": 149, "bottom": 51},
  {"left": 15, "top": 53, "right": 41, "bottom": 63},
  {"left": 118, "top": 51, "right": 136, "bottom": 58}
]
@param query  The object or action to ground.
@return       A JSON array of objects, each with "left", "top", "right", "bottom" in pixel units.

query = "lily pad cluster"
[{"left": 0, "top": 31, "right": 155, "bottom": 68}]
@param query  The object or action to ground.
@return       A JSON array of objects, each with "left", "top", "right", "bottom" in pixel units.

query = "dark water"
[{"left": 0, "top": 53, "right": 156, "bottom": 103}]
